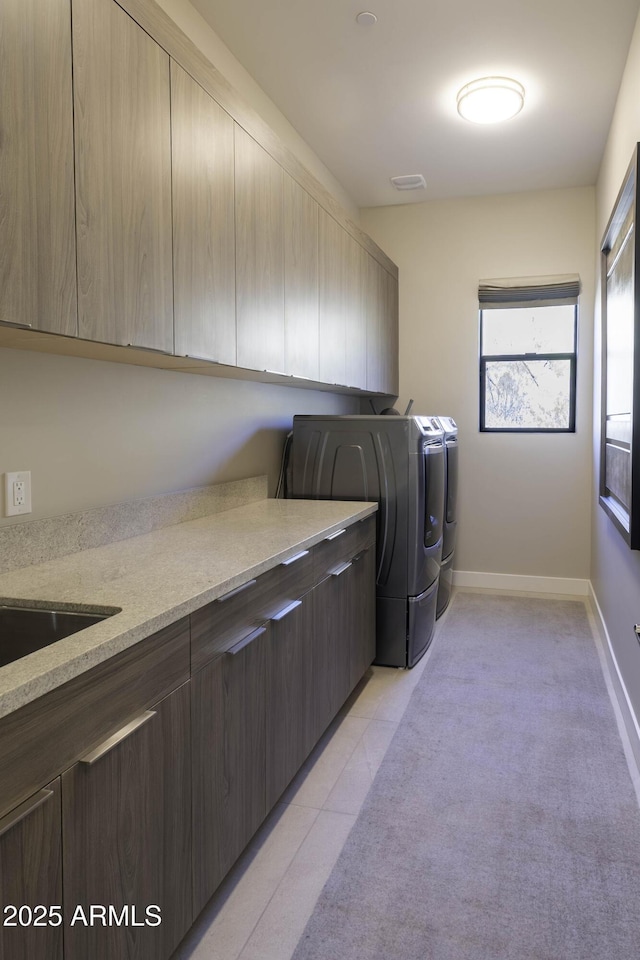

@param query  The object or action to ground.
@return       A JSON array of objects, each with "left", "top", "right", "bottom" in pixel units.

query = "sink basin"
[{"left": 0, "top": 604, "right": 115, "bottom": 668}]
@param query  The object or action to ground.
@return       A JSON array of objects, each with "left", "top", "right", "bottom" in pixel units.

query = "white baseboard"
[
  {"left": 587, "top": 585, "right": 640, "bottom": 790},
  {"left": 453, "top": 570, "right": 590, "bottom": 596}
]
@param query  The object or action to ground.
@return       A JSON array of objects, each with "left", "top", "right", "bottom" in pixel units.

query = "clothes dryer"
[
  {"left": 290, "top": 415, "right": 445, "bottom": 667},
  {"left": 432, "top": 416, "right": 458, "bottom": 618}
]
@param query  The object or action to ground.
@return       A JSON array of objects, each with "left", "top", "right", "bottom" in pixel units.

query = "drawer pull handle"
[
  {"left": 331, "top": 561, "right": 353, "bottom": 577},
  {"left": 227, "top": 625, "right": 266, "bottom": 656},
  {"left": 0, "top": 319, "right": 33, "bottom": 331},
  {"left": 272, "top": 599, "right": 302, "bottom": 622},
  {"left": 281, "top": 550, "right": 309, "bottom": 566},
  {"left": 325, "top": 528, "right": 346, "bottom": 541},
  {"left": 217, "top": 579, "right": 257, "bottom": 603},
  {"left": 79, "top": 711, "right": 156, "bottom": 766},
  {"left": 0, "top": 789, "right": 53, "bottom": 838}
]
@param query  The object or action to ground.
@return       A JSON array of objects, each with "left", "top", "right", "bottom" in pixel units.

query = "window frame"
[{"left": 479, "top": 303, "right": 578, "bottom": 434}]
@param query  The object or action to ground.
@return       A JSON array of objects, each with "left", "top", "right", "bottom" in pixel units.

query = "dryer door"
[{"left": 423, "top": 440, "right": 445, "bottom": 552}]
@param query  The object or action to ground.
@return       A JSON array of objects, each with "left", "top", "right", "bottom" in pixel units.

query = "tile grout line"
[{"left": 227, "top": 805, "right": 323, "bottom": 960}]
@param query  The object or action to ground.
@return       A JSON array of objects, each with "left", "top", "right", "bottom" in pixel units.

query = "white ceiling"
[{"left": 190, "top": 0, "right": 640, "bottom": 208}]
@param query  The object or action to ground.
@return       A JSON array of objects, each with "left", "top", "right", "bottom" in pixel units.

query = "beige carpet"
[{"left": 292, "top": 592, "right": 640, "bottom": 960}]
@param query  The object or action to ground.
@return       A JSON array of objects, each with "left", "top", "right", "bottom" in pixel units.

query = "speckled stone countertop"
[{"left": 0, "top": 498, "right": 377, "bottom": 720}]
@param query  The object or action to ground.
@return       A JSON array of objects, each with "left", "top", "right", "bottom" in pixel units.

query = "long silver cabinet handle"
[
  {"left": 0, "top": 319, "right": 33, "bottom": 331},
  {"left": 281, "top": 550, "right": 309, "bottom": 566},
  {"left": 226, "top": 625, "right": 266, "bottom": 656},
  {"left": 331, "top": 561, "right": 353, "bottom": 577},
  {"left": 325, "top": 528, "right": 346, "bottom": 541},
  {"left": 0, "top": 789, "right": 53, "bottom": 838},
  {"left": 217, "top": 579, "right": 257, "bottom": 603},
  {"left": 271, "top": 599, "right": 302, "bottom": 622},
  {"left": 79, "top": 711, "right": 156, "bottom": 766}
]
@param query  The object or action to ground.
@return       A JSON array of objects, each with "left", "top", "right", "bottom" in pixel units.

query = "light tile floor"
[{"left": 173, "top": 618, "right": 439, "bottom": 960}]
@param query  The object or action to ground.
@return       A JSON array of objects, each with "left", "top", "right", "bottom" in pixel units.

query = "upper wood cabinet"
[
  {"left": 0, "top": 0, "right": 77, "bottom": 336},
  {"left": 319, "top": 210, "right": 350, "bottom": 386},
  {"left": 367, "top": 257, "right": 399, "bottom": 396},
  {"left": 3, "top": 0, "right": 399, "bottom": 391},
  {"left": 319, "top": 211, "right": 368, "bottom": 389},
  {"left": 171, "top": 62, "right": 236, "bottom": 364},
  {"left": 284, "top": 176, "right": 319, "bottom": 380},
  {"left": 72, "top": 0, "right": 173, "bottom": 351},
  {"left": 346, "top": 238, "right": 368, "bottom": 391},
  {"left": 235, "top": 127, "right": 285, "bottom": 373}
]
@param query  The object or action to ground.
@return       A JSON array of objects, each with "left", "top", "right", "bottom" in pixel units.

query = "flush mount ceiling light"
[{"left": 456, "top": 76, "right": 525, "bottom": 124}]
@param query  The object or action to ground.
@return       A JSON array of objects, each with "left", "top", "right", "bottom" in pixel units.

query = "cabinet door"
[
  {"left": 284, "top": 176, "right": 319, "bottom": 379},
  {"left": 265, "top": 596, "right": 315, "bottom": 808},
  {"left": 171, "top": 61, "right": 236, "bottom": 364},
  {"left": 0, "top": 0, "right": 76, "bottom": 335},
  {"left": 344, "top": 237, "right": 368, "bottom": 391},
  {"left": 235, "top": 126, "right": 285, "bottom": 373},
  {"left": 319, "top": 213, "right": 367, "bottom": 388},
  {"left": 311, "top": 546, "right": 376, "bottom": 741},
  {"left": 382, "top": 269, "right": 400, "bottom": 396},
  {"left": 349, "top": 546, "right": 377, "bottom": 690},
  {"left": 62, "top": 683, "right": 191, "bottom": 960},
  {"left": 73, "top": 0, "right": 173, "bottom": 350},
  {"left": 318, "top": 209, "right": 349, "bottom": 386},
  {"left": 191, "top": 626, "right": 267, "bottom": 916},
  {"left": 0, "top": 780, "right": 62, "bottom": 960}
]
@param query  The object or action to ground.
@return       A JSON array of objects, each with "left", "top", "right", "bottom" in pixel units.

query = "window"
[{"left": 479, "top": 275, "right": 580, "bottom": 432}]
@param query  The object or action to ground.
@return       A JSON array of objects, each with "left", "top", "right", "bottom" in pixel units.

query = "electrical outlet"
[{"left": 4, "top": 471, "right": 32, "bottom": 517}]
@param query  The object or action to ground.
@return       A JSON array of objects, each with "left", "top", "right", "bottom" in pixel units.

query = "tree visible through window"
[{"left": 478, "top": 277, "right": 579, "bottom": 433}]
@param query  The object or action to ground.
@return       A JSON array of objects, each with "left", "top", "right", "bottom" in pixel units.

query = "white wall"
[
  {"left": 0, "top": 350, "right": 358, "bottom": 525},
  {"left": 361, "top": 187, "right": 596, "bottom": 580},
  {"left": 592, "top": 9, "right": 640, "bottom": 721}
]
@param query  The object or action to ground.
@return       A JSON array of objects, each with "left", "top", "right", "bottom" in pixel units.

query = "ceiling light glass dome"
[{"left": 456, "top": 77, "right": 525, "bottom": 124}]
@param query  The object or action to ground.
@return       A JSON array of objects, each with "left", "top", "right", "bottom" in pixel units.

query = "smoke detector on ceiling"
[
  {"left": 356, "top": 11, "right": 377, "bottom": 26},
  {"left": 390, "top": 175, "right": 426, "bottom": 191}
]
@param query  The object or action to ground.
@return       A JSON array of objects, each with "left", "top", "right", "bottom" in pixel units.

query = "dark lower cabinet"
[
  {"left": 311, "top": 569, "right": 352, "bottom": 738},
  {"left": 311, "top": 544, "right": 376, "bottom": 741},
  {"left": 265, "top": 596, "right": 315, "bottom": 808},
  {"left": 191, "top": 626, "right": 268, "bottom": 916},
  {"left": 61, "top": 682, "right": 192, "bottom": 960},
  {"left": 0, "top": 779, "right": 63, "bottom": 960},
  {"left": 350, "top": 546, "right": 377, "bottom": 691}
]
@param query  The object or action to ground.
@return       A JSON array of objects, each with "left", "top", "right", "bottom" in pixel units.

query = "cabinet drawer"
[
  {"left": 191, "top": 548, "right": 314, "bottom": 672},
  {"left": 0, "top": 618, "right": 190, "bottom": 819},
  {"left": 313, "top": 515, "right": 376, "bottom": 582}
]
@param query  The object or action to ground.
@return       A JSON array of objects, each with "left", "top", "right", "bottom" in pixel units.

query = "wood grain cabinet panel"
[
  {"left": 311, "top": 542, "right": 376, "bottom": 740},
  {"left": 235, "top": 126, "right": 285, "bottom": 373},
  {"left": 284, "top": 176, "right": 319, "bottom": 379},
  {"left": 171, "top": 61, "right": 236, "bottom": 363},
  {"left": 319, "top": 211, "right": 367, "bottom": 389},
  {"left": 345, "top": 237, "right": 368, "bottom": 390},
  {"left": 0, "top": 780, "right": 62, "bottom": 960},
  {"left": 0, "top": 0, "right": 77, "bottom": 335},
  {"left": 382, "top": 269, "right": 400, "bottom": 396},
  {"left": 62, "top": 682, "right": 192, "bottom": 960},
  {"left": 366, "top": 257, "right": 399, "bottom": 396},
  {"left": 319, "top": 209, "right": 349, "bottom": 386},
  {"left": 72, "top": 0, "right": 173, "bottom": 351},
  {"left": 265, "top": 596, "right": 315, "bottom": 808},
  {"left": 350, "top": 545, "right": 376, "bottom": 690},
  {"left": 192, "top": 629, "right": 267, "bottom": 915}
]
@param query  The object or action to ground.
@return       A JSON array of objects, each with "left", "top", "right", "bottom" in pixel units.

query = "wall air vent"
[{"left": 390, "top": 174, "right": 426, "bottom": 191}]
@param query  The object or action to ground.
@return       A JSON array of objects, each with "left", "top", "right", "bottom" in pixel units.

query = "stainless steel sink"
[{"left": 0, "top": 604, "right": 115, "bottom": 668}]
